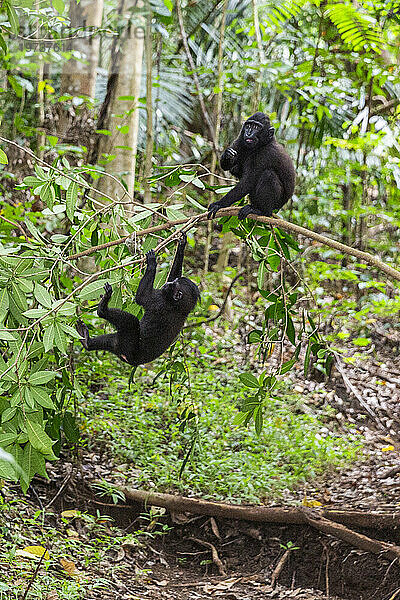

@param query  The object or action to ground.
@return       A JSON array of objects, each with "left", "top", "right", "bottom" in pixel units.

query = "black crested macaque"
[
  {"left": 208, "top": 112, "right": 296, "bottom": 220},
  {"left": 76, "top": 235, "right": 200, "bottom": 366}
]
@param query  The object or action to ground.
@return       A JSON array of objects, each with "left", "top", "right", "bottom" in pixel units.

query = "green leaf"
[
  {"left": 53, "top": 301, "right": 76, "bottom": 316},
  {"left": 52, "top": 0, "right": 65, "bottom": 13},
  {"left": 63, "top": 411, "right": 79, "bottom": 443},
  {"left": 11, "top": 282, "right": 27, "bottom": 312},
  {"left": 40, "top": 182, "right": 55, "bottom": 210},
  {"left": 286, "top": 316, "right": 296, "bottom": 345},
  {"left": 0, "top": 330, "right": 17, "bottom": 341},
  {"left": 257, "top": 260, "right": 267, "bottom": 291},
  {"left": 8, "top": 296, "right": 24, "bottom": 323},
  {"left": 47, "top": 135, "right": 58, "bottom": 147},
  {"left": 54, "top": 322, "right": 67, "bottom": 353},
  {"left": 179, "top": 174, "right": 195, "bottom": 182},
  {"left": 2, "top": 406, "right": 17, "bottom": 422},
  {"left": 267, "top": 249, "right": 280, "bottom": 272},
  {"left": 239, "top": 373, "right": 260, "bottom": 388},
  {"left": 279, "top": 357, "right": 296, "bottom": 375},
  {"left": 248, "top": 329, "right": 262, "bottom": 344},
  {"left": 51, "top": 234, "right": 69, "bottom": 244},
  {"left": 34, "top": 283, "right": 52, "bottom": 308},
  {"left": 23, "top": 308, "right": 48, "bottom": 318},
  {"left": 61, "top": 323, "right": 82, "bottom": 339},
  {"left": 0, "top": 33, "right": 7, "bottom": 54},
  {"left": 78, "top": 280, "right": 108, "bottom": 301},
  {"left": 0, "top": 433, "right": 17, "bottom": 446},
  {"left": 43, "top": 324, "right": 55, "bottom": 352},
  {"left": 304, "top": 342, "right": 312, "bottom": 377},
  {"left": 232, "top": 411, "right": 251, "bottom": 427},
  {"left": 24, "top": 387, "right": 36, "bottom": 410},
  {"left": 275, "top": 228, "right": 300, "bottom": 252},
  {"left": 241, "top": 397, "right": 261, "bottom": 412},
  {"left": 23, "top": 176, "right": 44, "bottom": 187},
  {"left": 0, "top": 452, "right": 18, "bottom": 480},
  {"left": 185, "top": 195, "right": 204, "bottom": 210},
  {"left": 0, "top": 287, "right": 9, "bottom": 322},
  {"left": 30, "top": 386, "right": 55, "bottom": 410},
  {"left": 191, "top": 178, "right": 205, "bottom": 189},
  {"left": 28, "top": 371, "right": 56, "bottom": 385},
  {"left": 25, "top": 418, "right": 55, "bottom": 455},
  {"left": 254, "top": 406, "right": 263, "bottom": 435},
  {"left": 5, "top": 1, "right": 19, "bottom": 34},
  {"left": 352, "top": 337, "right": 371, "bottom": 346},
  {"left": 22, "top": 442, "right": 48, "bottom": 483},
  {"left": 24, "top": 218, "right": 45, "bottom": 244},
  {"left": 0, "top": 149, "right": 8, "bottom": 165},
  {"left": 66, "top": 181, "right": 78, "bottom": 221}
]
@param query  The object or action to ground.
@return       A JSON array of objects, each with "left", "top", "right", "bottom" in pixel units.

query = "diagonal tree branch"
[{"left": 66, "top": 207, "right": 400, "bottom": 283}]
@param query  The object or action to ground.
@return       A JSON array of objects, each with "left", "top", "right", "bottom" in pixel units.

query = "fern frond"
[
  {"left": 325, "top": 3, "right": 382, "bottom": 53},
  {"left": 262, "top": 0, "right": 309, "bottom": 30}
]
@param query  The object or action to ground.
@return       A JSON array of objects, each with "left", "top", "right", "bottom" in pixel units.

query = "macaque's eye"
[{"left": 174, "top": 290, "right": 183, "bottom": 301}]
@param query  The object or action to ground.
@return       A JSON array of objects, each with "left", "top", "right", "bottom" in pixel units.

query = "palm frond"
[{"left": 325, "top": 3, "right": 382, "bottom": 53}]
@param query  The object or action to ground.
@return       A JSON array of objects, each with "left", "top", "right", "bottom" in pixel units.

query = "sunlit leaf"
[{"left": 17, "top": 546, "right": 49, "bottom": 560}]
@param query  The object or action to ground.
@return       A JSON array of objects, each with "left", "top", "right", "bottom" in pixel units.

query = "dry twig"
[{"left": 188, "top": 537, "right": 226, "bottom": 576}]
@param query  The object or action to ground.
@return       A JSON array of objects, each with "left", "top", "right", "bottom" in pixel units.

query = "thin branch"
[
  {"left": 175, "top": 0, "right": 222, "bottom": 54},
  {"left": 333, "top": 354, "right": 382, "bottom": 425},
  {"left": 0, "top": 215, "right": 29, "bottom": 241},
  {"left": 44, "top": 464, "right": 73, "bottom": 509},
  {"left": 66, "top": 207, "right": 400, "bottom": 283},
  {"left": 271, "top": 549, "right": 290, "bottom": 588},
  {"left": 302, "top": 508, "right": 400, "bottom": 562},
  {"left": 187, "top": 537, "right": 226, "bottom": 576},
  {"left": 67, "top": 214, "right": 200, "bottom": 260},
  {"left": 22, "top": 547, "right": 48, "bottom": 600}
]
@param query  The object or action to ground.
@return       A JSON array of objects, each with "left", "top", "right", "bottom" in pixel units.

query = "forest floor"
[{"left": 2, "top": 320, "right": 400, "bottom": 600}]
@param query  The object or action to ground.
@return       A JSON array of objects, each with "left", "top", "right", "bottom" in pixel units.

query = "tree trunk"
[
  {"left": 95, "top": 0, "right": 145, "bottom": 211},
  {"left": 143, "top": 0, "right": 153, "bottom": 204},
  {"left": 60, "top": 0, "right": 104, "bottom": 98}
]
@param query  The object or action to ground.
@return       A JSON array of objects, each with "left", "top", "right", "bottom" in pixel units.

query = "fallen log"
[
  {"left": 109, "top": 486, "right": 400, "bottom": 563},
  {"left": 113, "top": 486, "right": 400, "bottom": 530}
]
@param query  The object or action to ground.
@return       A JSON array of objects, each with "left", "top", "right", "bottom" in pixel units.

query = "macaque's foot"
[
  {"left": 76, "top": 320, "right": 89, "bottom": 349},
  {"left": 207, "top": 202, "right": 223, "bottom": 219},
  {"left": 237, "top": 205, "right": 262, "bottom": 220},
  {"left": 178, "top": 232, "right": 187, "bottom": 246},
  {"left": 146, "top": 249, "right": 156, "bottom": 265},
  {"left": 103, "top": 282, "right": 112, "bottom": 300}
]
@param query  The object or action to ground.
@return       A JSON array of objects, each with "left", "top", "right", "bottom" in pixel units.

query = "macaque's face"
[{"left": 242, "top": 120, "right": 264, "bottom": 147}]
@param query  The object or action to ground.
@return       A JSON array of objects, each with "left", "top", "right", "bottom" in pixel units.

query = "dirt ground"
[{"left": 24, "top": 461, "right": 400, "bottom": 600}]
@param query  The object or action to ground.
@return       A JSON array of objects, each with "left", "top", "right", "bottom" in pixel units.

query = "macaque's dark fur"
[
  {"left": 76, "top": 236, "right": 200, "bottom": 366},
  {"left": 208, "top": 112, "right": 296, "bottom": 220}
]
